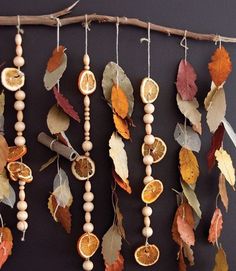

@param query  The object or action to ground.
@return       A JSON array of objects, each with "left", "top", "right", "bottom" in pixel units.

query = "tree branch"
[{"left": 0, "top": 1, "right": 235, "bottom": 43}]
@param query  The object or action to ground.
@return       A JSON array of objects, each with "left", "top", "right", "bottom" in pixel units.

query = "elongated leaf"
[
  {"left": 112, "top": 169, "right": 131, "bottom": 194},
  {"left": 0, "top": 134, "right": 8, "bottom": 173},
  {"left": 1, "top": 185, "right": 16, "bottom": 208},
  {"left": 102, "top": 225, "right": 122, "bottom": 265},
  {"left": 176, "top": 59, "right": 198, "bottom": 101},
  {"left": 218, "top": 173, "right": 228, "bottom": 212},
  {"left": 208, "top": 208, "right": 223, "bottom": 244},
  {"left": 0, "top": 227, "right": 13, "bottom": 269},
  {"left": 105, "top": 253, "right": 124, "bottom": 271},
  {"left": 213, "top": 248, "right": 229, "bottom": 271},
  {"left": 222, "top": 118, "right": 236, "bottom": 148},
  {"left": 113, "top": 114, "right": 130, "bottom": 140},
  {"left": 47, "top": 46, "right": 65, "bottom": 72},
  {"left": 111, "top": 85, "right": 129, "bottom": 119},
  {"left": 204, "top": 82, "right": 218, "bottom": 110},
  {"left": 0, "top": 169, "right": 10, "bottom": 200},
  {"left": 178, "top": 248, "right": 187, "bottom": 271},
  {"left": 183, "top": 242, "right": 194, "bottom": 266},
  {"left": 174, "top": 123, "right": 201, "bottom": 152},
  {"left": 0, "top": 115, "right": 4, "bottom": 135},
  {"left": 0, "top": 92, "right": 5, "bottom": 115},
  {"left": 177, "top": 215, "right": 195, "bottom": 246}
]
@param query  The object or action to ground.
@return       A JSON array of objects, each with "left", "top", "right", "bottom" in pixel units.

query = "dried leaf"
[
  {"left": 208, "top": 47, "right": 232, "bottom": 87},
  {"left": 206, "top": 88, "right": 226, "bottom": 133},
  {"left": 39, "top": 155, "right": 58, "bottom": 172},
  {"left": 176, "top": 94, "right": 201, "bottom": 129},
  {"left": 215, "top": 148, "right": 235, "bottom": 188},
  {"left": 1, "top": 184, "right": 16, "bottom": 208},
  {"left": 0, "top": 115, "right": 4, "bottom": 135},
  {"left": 207, "top": 124, "right": 225, "bottom": 170},
  {"left": 222, "top": 118, "right": 236, "bottom": 149},
  {"left": 112, "top": 169, "right": 131, "bottom": 194},
  {"left": 213, "top": 248, "right": 229, "bottom": 271},
  {"left": 208, "top": 208, "right": 223, "bottom": 244},
  {"left": 115, "top": 203, "right": 126, "bottom": 239},
  {"left": 47, "top": 46, "right": 65, "bottom": 72},
  {"left": 178, "top": 249, "right": 187, "bottom": 271},
  {"left": 0, "top": 92, "right": 5, "bottom": 115},
  {"left": 102, "top": 224, "right": 122, "bottom": 265},
  {"left": 102, "top": 62, "right": 134, "bottom": 117},
  {"left": 183, "top": 242, "right": 194, "bottom": 266},
  {"left": 177, "top": 215, "right": 195, "bottom": 246},
  {"left": 113, "top": 114, "right": 130, "bottom": 140},
  {"left": 181, "top": 181, "right": 202, "bottom": 218},
  {"left": 174, "top": 123, "right": 201, "bottom": 153},
  {"left": 176, "top": 59, "right": 198, "bottom": 101},
  {"left": 105, "top": 253, "right": 124, "bottom": 271},
  {"left": 0, "top": 135, "right": 8, "bottom": 173},
  {"left": 53, "top": 87, "right": 80, "bottom": 122},
  {"left": 0, "top": 227, "right": 13, "bottom": 269},
  {"left": 179, "top": 147, "right": 199, "bottom": 185},
  {"left": 47, "top": 104, "right": 70, "bottom": 135},
  {"left": 55, "top": 132, "right": 73, "bottom": 147},
  {"left": 218, "top": 173, "right": 228, "bottom": 212},
  {"left": 109, "top": 133, "right": 128, "bottom": 181},
  {"left": 0, "top": 169, "right": 10, "bottom": 200},
  {"left": 204, "top": 82, "right": 218, "bottom": 110},
  {"left": 111, "top": 85, "right": 129, "bottom": 119}
]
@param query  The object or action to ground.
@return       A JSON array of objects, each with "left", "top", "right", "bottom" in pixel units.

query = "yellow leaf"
[
  {"left": 215, "top": 148, "right": 235, "bottom": 188},
  {"left": 179, "top": 147, "right": 199, "bottom": 184},
  {"left": 113, "top": 114, "right": 130, "bottom": 140},
  {"left": 111, "top": 84, "right": 129, "bottom": 119},
  {"left": 213, "top": 248, "right": 229, "bottom": 271}
]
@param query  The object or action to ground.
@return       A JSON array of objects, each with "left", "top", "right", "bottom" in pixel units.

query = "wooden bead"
[
  {"left": 145, "top": 165, "right": 152, "bottom": 176},
  {"left": 83, "top": 202, "right": 94, "bottom": 212},
  {"left": 84, "top": 111, "right": 90, "bottom": 117},
  {"left": 144, "top": 134, "right": 155, "bottom": 145},
  {"left": 83, "top": 192, "right": 94, "bottom": 202},
  {"left": 15, "top": 136, "right": 26, "bottom": 146},
  {"left": 17, "top": 201, "right": 27, "bottom": 211},
  {"left": 15, "top": 34, "right": 22, "bottom": 45},
  {"left": 85, "top": 151, "right": 90, "bottom": 157},
  {"left": 85, "top": 180, "right": 91, "bottom": 192},
  {"left": 85, "top": 136, "right": 90, "bottom": 141},
  {"left": 15, "top": 121, "right": 25, "bottom": 132},
  {"left": 16, "top": 45, "right": 23, "bottom": 56},
  {"left": 143, "top": 155, "right": 153, "bottom": 165},
  {"left": 17, "top": 211, "right": 28, "bottom": 221},
  {"left": 84, "top": 131, "right": 90, "bottom": 136},
  {"left": 82, "top": 141, "right": 93, "bottom": 152},
  {"left": 17, "top": 111, "right": 24, "bottom": 121},
  {"left": 144, "top": 103, "right": 155, "bottom": 114},
  {"left": 83, "top": 222, "right": 94, "bottom": 233},
  {"left": 17, "top": 132, "right": 23, "bottom": 136},
  {"left": 85, "top": 212, "right": 91, "bottom": 223},
  {"left": 83, "top": 54, "right": 90, "bottom": 67},
  {"left": 83, "top": 260, "right": 93, "bottom": 271},
  {"left": 13, "top": 56, "right": 25, "bottom": 67},
  {"left": 84, "top": 120, "right": 91, "bottom": 132},
  {"left": 84, "top": 95, "right": 90, "bottom": 107},
  {"left": 142, "top": 226, "right": 153, "bottom": 238},
  {"left": 19, "top": 181, "right": 26, "bottom": 186},
  {"left": 85, "top": 106, "right": 90, "bottom": 112},
  {"left": 143, "top": 114, "right": 154, "bottom": 124},
  {"left": 142, "top": 206, "right": 153, "bottom": 217},
  {"left": 14, "top": 100, "right": 25, "bottom": 111},
  {"left": 19, "top": 190, "right": 25, "bottom": 201},
  {"left": 84, "top": 116, "right": 90, "bottom": 121},
  {"left": 144, "top": 216, "right": 151, "bottom": 227},
  {"left": 17, "top": 221, "right": 27, "bottom": 231},
  {"left": 145, "top": 124, "right": 152, "bottom": 135},
  {"left": 15, "top": 90, "right": 26, "bottom": 101},
  {"left": 143, "top": 175, "right": 154, "bottom": 185}
]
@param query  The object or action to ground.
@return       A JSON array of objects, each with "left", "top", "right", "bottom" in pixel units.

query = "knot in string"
[{"left": 180, "top": 30, "right": 188, "bottom": 62}]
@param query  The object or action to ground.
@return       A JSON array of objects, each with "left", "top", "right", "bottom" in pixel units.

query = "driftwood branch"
[{"left": 0, "top": 1, "right": 235, "bottom": 43}]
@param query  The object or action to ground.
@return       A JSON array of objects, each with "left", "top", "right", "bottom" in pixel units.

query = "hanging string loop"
[
  {"left": 140, "top": 22, "right": 151, "bottom": 78},
  {"left": 180, "top": 30, "right": 189, "bottom": 62}
]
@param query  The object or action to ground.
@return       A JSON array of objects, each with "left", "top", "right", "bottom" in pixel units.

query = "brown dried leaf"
[
  {"left": 0, "top": 227, "right": 13, "bottom": 269},
  {"left": 111, "top": 85, "right": 129, "bottom": 119},
  {"left": 0, "top": 134, "right": 8, "bottom": 173},
  {"left": 177, "top": 215, "right": 195, "bottom": 246},
  {"left": 113, "top": 114, "right": 130, "bottom": 140},
  {"left": 115, "top": 203, "right": 126, "bottom": 239},
  {"left": 47, "top": 46, "right": 65, "bottom": 72},
  {"left": 218, "top": 173, "right": 228, "bottom": 212},
  {"left": 208, "top": 208, "right": 223, "bottom": 244},
  {"left": 213, "top": 248, "right": 229, "bottom": 271},
  {"left": 178, "top": 249, "right": 187, "bottom": 271},
  {"left": 183, "top": 242, "right": 194, "bottom": 266},
  {"left": 105, "top": 253, "right": 124, "bottom": 271},
  {"left": 112, "top": 169, "right": 132, "bottom": 194}
]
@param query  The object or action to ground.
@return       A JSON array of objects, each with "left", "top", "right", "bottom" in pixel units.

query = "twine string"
[
  {"left": 116, "top": 17, "right": 120, "bottom": 86},
  {"left": 180, "top": 30, "right": 188, "bottom": 63}
]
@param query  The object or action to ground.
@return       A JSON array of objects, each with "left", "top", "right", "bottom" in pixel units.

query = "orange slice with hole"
[
  {"left": 135, "top": 244, "right": 160, "bottom": 266},
  {"left": 141, "top": 179, "right": 163, "bottom": 204},
  {"left": 71, "top": 156, "right": 95, "bottom": 181},
  {"left": 142, "top": 137, "right": 167, "bottom": 163},
  {"left": 78, "top": 70, "right": 96, "bottom": 95},
  {"left": 7, "top": 145, "right": 27, "bottom": 162},
  {"left": 140, "top": 77, "right": 159, "bottom": 104},
  {"left": 77, "top": 233, "right": 99, "bottom": 258},
  {"left": 1, "top": 68, "right": 25, "bottom": 91},
  {"left": 7, "top": 161, "right": 33, "bottom": 183}
]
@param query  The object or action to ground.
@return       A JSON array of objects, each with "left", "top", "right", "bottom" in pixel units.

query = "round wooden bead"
[
  {"left": 19, "top": 181, "right": 26, "bottom": 186},
  {"left": 17, "top": 201, "right": 27, "bottom": 211},
  {"left": 16, "top": 45, "right": 23, "bottom": 56},
  {"left": 83, "top": 202, "right": 94, "bottom": 212},
  {"left": 142, "top": 226, "right": 153, "bottom": 238},
  {"left": 17, "top": 111, "right": 24, "bottom": 121},
  {"left": 82, "top": 141, "right": 93, "bottom": 152},
  {"left": 143, "top": 114, "right": 154, "bottom": 124},
  {"left": 14, "top": 121, "right": 25, "bottom": 132},
  {"left": 145, "top": 124, "right": 152, "bottom": 135},
  {"left": 144, "top": 216, "right": 151, "bottom": 227},
  {"left": 85, "top": 106, "right": 90, "bottom": 112},
  {"left": 145, "top": 165, "right": 152, "bottom": 176},
  {"left": 85, "top": 180, "right": 91, "bottom": 192},
  {"left": 84, "top": 116, "right": 90, "bottom": 121},
  {"left": 84, "top": 120, "right": 91, "bottom": 132},
  {"left": 15, "top": 34, "right": 22, "bottom": 45},
  {"left": 14, "top": 100, "right": 25, "bottom": 111},
  {"left": 144, "top": 104, "right": 155, "bottom": 114},
  {"left": 85, "top": 136, "right": 90, "bottom": 141},
  {"left": 83, "top": 192, "right": 94, "bottom": 202},
  {"left": 13, "top": 56, "right": 25, "bottom": 67},
  {"left": 17, "top": 211, "right": 28, "bottom": 221},
  {"left": 15, "top": 90, "right": 26, "bottom": 101},
  {"left": 144, "top": 134, "right": 155, "bottom": 145},
  {"left": 84, "top": 95, "right": 90, "bottom": 107},
  {"left": 142, "top": 206, "right": 153, "bottom": 217},
  {"left": 17, "top": 221, "right": 26, "bottom": 231},
  {"left": 85, "top": 151, "right": 90, "bottom": 157},
  {"left": 84, "top": 111, "right": 90, "bottom": 117},
  {"left": 83, "top": 222, "right": 94, "bottom": 233},
  {"left": 17, "top": 132, "right": 23, "bottom": 136},
  {"left": 15, "top": 136, "right": 26, "bottom": 146},
  {"left": 85, "top": 212, "right": 91, "bottom": 223},
  {"left": 143, "top": 155, "right": 154, "bottom": 165},
  {"left": 143, "top": 175, "right": 154, "bottom": 185},
  {"left": 83, "top": 260, "right": 93, "bottom": 271}
]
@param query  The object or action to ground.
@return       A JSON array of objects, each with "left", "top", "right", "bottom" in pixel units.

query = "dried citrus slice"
[
  {"left": 77, "top": 233, "right": 99, "bottom": 258},
  {"left": 141, "top": 179, "right": 163, "bottom": 204},
  {"left": 1, "top": 68, "right": 25, "bottom": 91},
  {"left": 78, "top": 70, "right": 96, "bottom": 95},
  {"left": 7, "top": 145, "right": 27, "bottom": 162},
  {"left": 140, "top": 77, "right": 159, "bottom": 104},
  {"left": 142, "top": 137, "right": 167, "bottom": 163},
  {"left": 7, "top": 161, "right": 33, "bottom": 183},
  {"left": 135, "top": 244, "right": 160, "bottom": 266},
  {"left": 71, "top": 156, "right": 95, "bottom": 181}
]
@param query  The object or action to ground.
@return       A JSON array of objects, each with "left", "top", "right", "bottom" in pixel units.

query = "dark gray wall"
[{"left": 1, "top": 0, "right": 236, "bottom": 270}]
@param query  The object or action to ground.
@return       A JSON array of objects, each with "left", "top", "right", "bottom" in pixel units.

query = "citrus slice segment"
[
  {"left": 134, "top": 244, "right": 160, "bottom": 266},
  {"left": 141, "top": 179, "right": 163, "bottom": 204},
  {"left": 7, "top": 161, "right": 33, "bottom": 183},
  {"left": 7, "top": 145, "right": 27, "bottom": 162},
  {"left": 140, "top": 77, "right": 159, "bottom": 104},
  {"left": 77, "top": 233, "right": 100, "bottom": 258},
  {"left": 142, "top": 137, "right": 167, "bottom": 163},
  {"left": 71, "top": 156, "right": 95, "bottom": 181},
  {"left": 1, "top": 68, "right": 25, "bottom": 91},
  {"left": 78, "top": 70, "right": 96, "bottom": 95}
]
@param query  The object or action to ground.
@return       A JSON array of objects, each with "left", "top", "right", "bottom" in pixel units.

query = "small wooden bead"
[
  {"left": 142, "top": 226, "right": 153, "bottom": 238},
  {"left": 83, "top": 222, "right": 94, "bottom": 233},
  {"left": 84, "top": 111, "right": 90, "bottom": 117},
  {"left": 15, "top": 121, "right": 25, "bottom": 132},
  {"left": 83, "top": 260, "right": 93, "bottom": 271},
  {"left": 145, "top": 124, "right": 152, "bottom": 135},
  {"left": 84, "top": 95, "right": 90, "bottom": 107},
  {"left": 19, "top": 190, "right": 25, "bottom": 201},
  {"left": 17, "top": 111, "right": 24, "bottom": 121},
  {"left": 17, "top": 221, "right": 26, "bottom": 232},
  {"left": 83, "top": 192, "right": 94, "bottom": 202},
  {"left": 83, "top": 202, "right": 94, "bottom": 212},
  {"left": 17, "top": 132, "right": 23, "bottom": 136},
  {"left": 14, "top": 100, "right": 25, "bottom": 111},
  {"left": 144, "top": 104, "right": 155, "bottom": 114},
  {"left": 143, "top": 155, "right": 154, "bottom": 165},
  {"left": 85, "top": 136, "right": 90, "bottom": 141},
  {"left": 19, "top": 185, "right": 25, "bottom": 190},
  {"left": 142, "top": 206, "right": 153, "bottom": 217},
  {"left": 85, "top": 180, "right": 91, "bottom": 192},
  {"left": 16, "top": 45, "right": 23, "bottom": 56},
  {"left": 144, "top": 134, "right": 155, "bottom": 145},
  {"left": 84, "top": 120, "right": 91, "bottom": 132},
  {"left": 15, "top": 90, "right": 26, "bottom": 101},
  {"left": 85, "top": 212, "right": 91, "bottom": 223},
  {"left": 82, "top": 141, "right": 93, "bottom": 152},
  {"left": 83, "top": 54, "right": 90, "bottom": 67},
  {"left": 84, "top": 116, "right": 90, "bottom": 121},
  {"left": 17, "top": 211, "right": 28, "bottom": 221},
  {"left": 85, "top": 152, "right": 90, "bottom": 157},
  {"left": 17, "top": 201, "right": 27, "bottom": 211},
  {"left": 13, "top": 56, "right": 25, "bottom": 67},
  {"left": 15, "top": 34, "right": 22, "bottom": 45},
  {"left": 143, "top": 176, "right": 154, "bottom": 185},
  {"left": 19, "top": 181, "right": 26, "bottom": 186},
  {"left": 145, "top": 165, "right": 152, "bottom": 176},
  {"left": 85, "top": 107, "right": 90, "bottom": 112},
  {"left": 144, "top": 216, "right": 151, "bottom": 227},
  {"left": 143, "top": 114, "right": 154, "bottom": 124},
  {"left": 15, "top": 136, "right": 26, "bottom": 146},
  {"left": 84, "top": 131, "right": 90, "bottom": 136}
]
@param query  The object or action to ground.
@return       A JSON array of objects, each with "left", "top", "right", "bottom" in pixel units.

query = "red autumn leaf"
[
  {"left": 178, "top": 248, "right": 187, "bottom": 271},
  {"left": 207, "top": 124, "right": 225, "bottom": 170},
  {"left": 208, "top": 47, "right": 232, "bottom": 87},
  {"left": 112, "top": 169, "right": 132, "bottom": 194},
  {"left": 47, "top": 46, "right": 65, "bottom": 73},
  {"left": 177, "top": 215, "right": 195, "bottom": 246},
  {"left": 53, "top": 87, "right": 80, "bottom": 122},
  {"left": 208, "top": 208, "right": 223, "bottom": 244},
  {"left": 176, "top": 59, "right": 198, "bottom": 101},
  {"left": 0, "top": 227, "right": 13, "bottom": 269},
  {"left": 105, "top": 253, "right": 124, "bottom": 271}
]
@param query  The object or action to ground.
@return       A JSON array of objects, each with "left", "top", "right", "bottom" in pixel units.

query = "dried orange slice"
[
  {"left": 71, "top": 156, "right": 95, "bottom": 181},
  {"left": 142, "top": 137, "right": 167, "bottom": 163},
  {"left": 140, "top": 77, "right": 159, "bottom": 104},
  {"left": 1, "top": 68, "right": 25, "bottom": 91},
  {"left": 141, "top": 180, "right": 163, "bottom": 204},
  {"left": 7, "top": 145, "right": 27, "bottom": 162},
  {"left": 135, "top": 244, "right": 160, "bottom": 266},
  {"left": 77, "top": 233, "right": 99, "bottom": 258},
  {"left": 78, "top": 70, "right": 96, "bottom": 95},
  {"left": 7, "top": 161, "right": 33, "bottom": 183}
]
